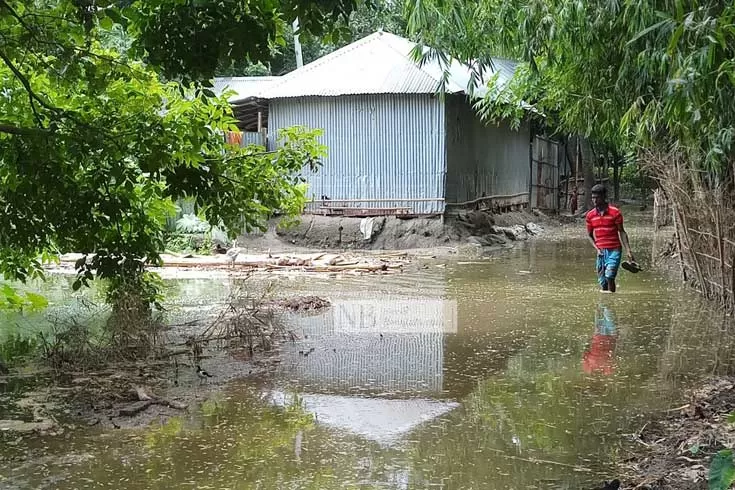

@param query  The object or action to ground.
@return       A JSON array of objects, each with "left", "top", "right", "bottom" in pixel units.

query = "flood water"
[{"left": 2, "top": 236, "right": 735, "bottom": 489}]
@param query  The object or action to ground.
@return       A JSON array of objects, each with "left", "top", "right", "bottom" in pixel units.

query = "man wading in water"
[{"left": 586, "top": 184, "right": 636, "bottom": 292}]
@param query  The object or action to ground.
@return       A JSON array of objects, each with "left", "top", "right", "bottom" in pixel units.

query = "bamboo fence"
[{"left": 644, "top": 149, "right": 735, "bottom": 311}]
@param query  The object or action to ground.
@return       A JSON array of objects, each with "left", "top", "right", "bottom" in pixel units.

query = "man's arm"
[
  {"left": 618, "top": 223, "right": 635, "bottom": 261},
  {"left": 588, "top": 231, "right": 600, "bottom": 254},
  {"left": 586, "top": 216, "right": 600, "bottom": 254}
]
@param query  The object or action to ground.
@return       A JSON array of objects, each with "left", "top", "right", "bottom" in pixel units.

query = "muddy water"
[{"left": 3, "top": 237, "right": 735, "bottom": 489}]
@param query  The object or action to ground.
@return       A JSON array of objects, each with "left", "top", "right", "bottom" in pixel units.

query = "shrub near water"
[{"left": 0, "top": 333, "right": 39, "bottom": 370}]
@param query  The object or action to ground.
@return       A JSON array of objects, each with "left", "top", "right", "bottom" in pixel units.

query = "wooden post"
[
  {"left": 529, "top": 133, "right": 534, "bottom": 207},
  {"left": 563, "top": 141, "right": 569, "bottom": 211},
  {"left": 575, "top": 137, "right": 581, "bottom": 210},
  {"left": 537, "top": 142, "right": 543, "bottom": 207},
  {"left": 257, "top": 111, "right": 266, "bottom": 148},
  {"left": 575, "top": 137, "right": 580, "bottom": 189}
]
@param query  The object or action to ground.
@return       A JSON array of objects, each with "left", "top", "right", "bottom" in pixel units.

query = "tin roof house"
[
  {"left": 214, "top": 76, "right": 280, "bottom": 131},
  {"left": 236, "top": 31, "right": 549, "bottom": 216}
]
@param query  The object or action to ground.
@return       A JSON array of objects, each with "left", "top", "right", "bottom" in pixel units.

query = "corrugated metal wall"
[
  {"left": 241, "top": 131, "right": 266, "bottom": 147},
  {"left": 444, "top": 95, "right": 531, "bottom": 205},
  {"left": 268, "top": 94, "right": 446, "bottom": 214}
]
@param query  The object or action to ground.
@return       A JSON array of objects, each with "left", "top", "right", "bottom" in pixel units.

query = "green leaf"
[
  {"left": 105, "top": 8, "right": 125, "bottom": 27},
  {"left": 24, "top": 292, "right": 49, "bottom": 310},
  {"left": 667, "top": 24, "right": 684, "bottom": 56},
  {"left": 709, "top": 450, "right": 735, "bottom": 490},
  {"left": 99, "top": 16, "right": 114, "bottom": 31}
]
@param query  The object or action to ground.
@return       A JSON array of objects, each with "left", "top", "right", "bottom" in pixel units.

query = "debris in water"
[{"left": 269, "top": 296, "right": 331, "bottom": 312}]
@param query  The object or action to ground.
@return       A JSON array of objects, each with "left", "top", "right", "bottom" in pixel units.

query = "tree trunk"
[
  {"left": 582, "top": 139, "right": 595, "bottom": 212},
  {"left": 612, "top": 152, "right": 621, "bottom": 202}
]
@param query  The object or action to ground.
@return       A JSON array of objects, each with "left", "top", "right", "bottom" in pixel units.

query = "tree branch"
[
  {"left": 0, "top": 47, "right": 130, "bottom": 154},
  {"left": 0, "top": 48, "right": 50, "bottom": 127},
  {"left": 0, "top": 0, "right": 34, "bottom": 34},
  {"left": 0, "top": 122, "right": 48, "bottom": 136}
]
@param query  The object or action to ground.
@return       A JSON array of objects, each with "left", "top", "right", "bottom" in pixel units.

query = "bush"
[{"left": 0, "top": 332, "right": 40, "bottom": 368}]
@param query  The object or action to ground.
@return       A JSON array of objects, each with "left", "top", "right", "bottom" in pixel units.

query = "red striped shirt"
[{"left": 586, "top": 205, "right": 623, "bottom": 249}]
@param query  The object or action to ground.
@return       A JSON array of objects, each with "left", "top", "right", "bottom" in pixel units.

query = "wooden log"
[
  {"left": 160, "top": 399, "right": 188, "bottom": 410},
  {"left": 118, "top": 400, "right": 153, "bottom": 416}
]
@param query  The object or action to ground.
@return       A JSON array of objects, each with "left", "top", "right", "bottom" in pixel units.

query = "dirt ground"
[{"left": 619, "top": 377, "right": 735, "bottom": 489}]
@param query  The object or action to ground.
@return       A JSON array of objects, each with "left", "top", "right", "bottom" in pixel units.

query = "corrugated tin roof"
[
  {"left": 213, "top": 76, "right": 280, "bottom": 102},
  {"left": 258, "top": 31, "right": 517, "bottom": 99}
]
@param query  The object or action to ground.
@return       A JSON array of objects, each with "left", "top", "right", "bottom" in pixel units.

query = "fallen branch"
[
  {"left": 118, "top": 400, "right": 152, "bottom": 416},
  {"left": 157, "top": 348, "right": 193, "bottom": 358},
  {"left": 118, "top": 385, "right": 188, "bottom": 416}
]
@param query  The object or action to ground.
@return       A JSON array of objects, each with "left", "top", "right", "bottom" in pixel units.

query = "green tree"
[
  {"left": 217, "top": 0, "right": 409, "bottom": 76},
  {"left": 0, "top": 0, "right": 352, "bottom": 302},
  {"left": 404, "top": 0, "right": 735, "bottom": 173}
]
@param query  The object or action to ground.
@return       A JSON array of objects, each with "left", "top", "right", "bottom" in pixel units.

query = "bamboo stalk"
[
  {"left": 672, "top": 204, "right": 687, "bottom": 282},
  {"left": 731, "top": 244, "right": 735, "bottom": 311},
  {"left": 686, "top": 227, "right": 722, "bottom": 240},
  {"left": 715, "top": 207, "right": 728, "bottom": 305},
  {"left": 698, "top": 276, "right": 733, "bottom": 296},
  {"left": 693, "top": 251, "right": 733, "bottom": 269},
  {"left": 677, "top": 205, "right": 707, "bottom": 296}
]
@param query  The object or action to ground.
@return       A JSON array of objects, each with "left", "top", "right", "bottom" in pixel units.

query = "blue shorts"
[{"left": 596, "top": 249, "right": 622, "bottom": 287}]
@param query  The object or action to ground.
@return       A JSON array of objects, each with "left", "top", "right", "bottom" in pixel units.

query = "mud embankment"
[
  {"left": 620, "top": 377, "right": 735, "bottom": 490},
  {"left": 237, "top": 210, "right": 552, "bottom": 254}
]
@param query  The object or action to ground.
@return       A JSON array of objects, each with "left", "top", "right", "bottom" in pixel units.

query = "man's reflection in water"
[{"left": 583, "top": 303, "right": 618, "bottom": 376}]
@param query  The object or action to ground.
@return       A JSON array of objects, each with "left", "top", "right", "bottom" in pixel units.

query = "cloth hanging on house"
[
  {"left": 225, "top": 131, "right": 243, "bottom": 146},
  {"left": 360, "top": 217, "right": 375, "bottom": 241}
]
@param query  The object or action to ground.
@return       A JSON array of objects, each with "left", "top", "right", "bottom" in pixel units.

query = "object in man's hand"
[{"left": 621, "top": 261, "right": 642, "bottom": 273}]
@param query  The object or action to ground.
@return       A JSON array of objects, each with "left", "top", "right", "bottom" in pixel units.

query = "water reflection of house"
[
  {"left": 277, "top": 296, "right": 457, "bottom": 396},
  {"left": 269, "top": 390, "right": 459, "bottom": 447}
]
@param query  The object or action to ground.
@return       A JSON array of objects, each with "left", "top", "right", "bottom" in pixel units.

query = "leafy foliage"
[
  {"left": 0, "top": 331, "right": 40, "bottom": 366},
  {"left": 0, "top": 0, "right": 335, "bottom": 303},
  {"left": 218, "top": 0, "right": 409, "bottom": 76},
  {"left": 112, "top": 0, "right": 358, "bottom": 82},
  {"left": 0, "top": 284, "right": 49, "bottom": 312},
  {"left": 405, "top": 0, "right": 735, "bottom": 177},
  {"left": 175, "top": 214, "right": 211, "bottom": 235},
  {"left": 710, "top": 449, "right": 735, "bottom": 490}
]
